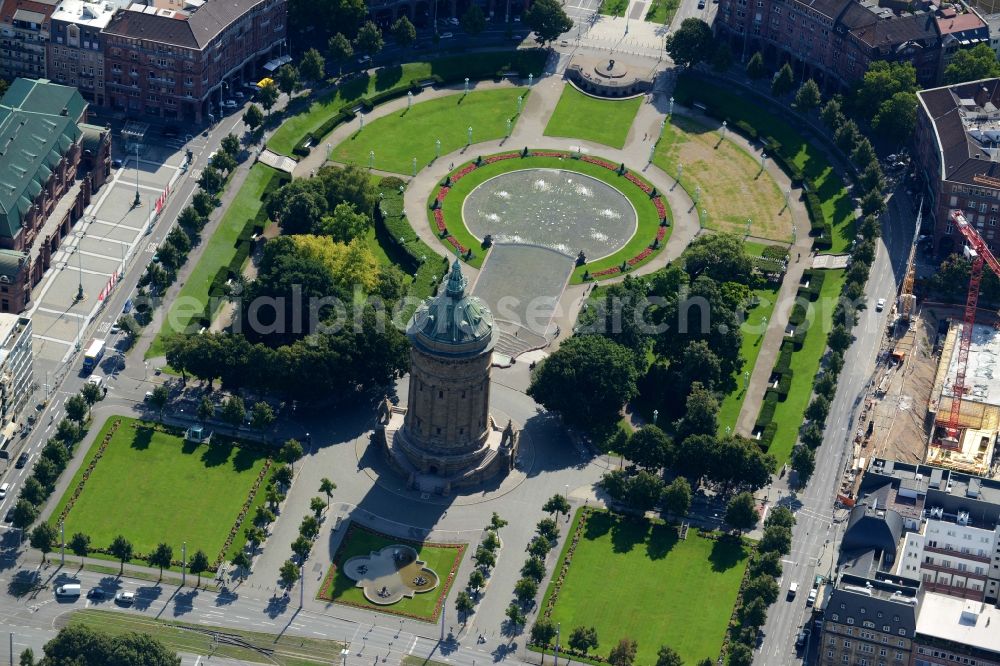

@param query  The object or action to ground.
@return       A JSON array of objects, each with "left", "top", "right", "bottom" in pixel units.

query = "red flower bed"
[
  {"left": 625, "top": 172, "right": 652, "bottom": 194},
  {"left": 591, "top": 266, "right": 621, "bottom": 277},
  {"left": 656, "top": 225, "right": 667, "bottom": 241},
  {"left": 653, "top": 197, "right": 667, "bottom": 219},
  {"left": 484, "top": 153, "right": 520, "bottom": 164},
  {"left": 581, "top": 155, "right": 617, "bottom": 170},
  {"left": 628, "top": 248, "right": 653, "bottom": 266},
  {"left": 433, "top": 209, "right": 446, "bottom": 233},
  {"left": 532, "top": 150, "right": 568, "bottom": 158}
]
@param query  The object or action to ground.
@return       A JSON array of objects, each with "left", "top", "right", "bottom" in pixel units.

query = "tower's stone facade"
[{"left": 376, "top": 260, "right": 518, "bottom": 494}]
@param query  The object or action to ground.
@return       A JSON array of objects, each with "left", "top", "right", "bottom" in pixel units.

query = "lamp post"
[
  {"left": 412, "top": 157, "right": 417, "bottom": 177},
  {"left": 132, "top": 143, "right": 141, "bottom": 208},
  {"left": 76, "top": 238, "right": 84, "bottom": 301},
  {"left": 648, "top": 143, "right": 655, "bottom": 164},
  {"left": 652, "top": 409, "right": 658, "bottom": 424},
  {"left": 407, "top": 91, "right": 413, "bottom": 110},
  {"left": 669, "top": 96, "right": 674, "bottom": 116},
  {"left": 506, "top": 118, "right": 512, "bottom": 137},
  {"left": 677, "top": 162, "right": 683, "bottom": 182},
  {"left": 59, "top": 521, "right": 64, "bottom": 565},
  {"left": 761, "top": 152, "right": 767, "bottom": 170},
  {"left": 300, "top": 561, "right": 305, "bottom": 609},
  {"left": 464, "top": 77, "right": 469, "bottom": 94},
  {"left": 746, "top": 218, "right": 752, "bottom": 237},
  {"left": 694, "top": 185, "right": 701, "bottom": 205},
  {"left": 528, "top": 73, "right": 533, "bottom": 87},
  {"left": 554, "top": 623, "right": 561, "bottom": 666},
  {"left": 744, "top": 370, "right": 749, "bottom": 389},
  {"left": 182, "top": 541, "right": 187, "bottom": 586},
  {"left": 517, "top": 95, "right": 523, "bottom": 114},
  {"left": 435, "top": 138, "right": 441, "bottom": 158},
  {"left": 326, "top": 143, "right": 332, "bottom": 160},
  {"left": 359, "top": 112, "right": 365, "bottom": 130},
  {"left": 720, "top": 120, "right": 727, "bottom": 140},
  {"left": 368, "top": 150, "right": 375, "bottom": 169},
  {"left": 467, "top": 126, "right": 473, "bottom": 146}
]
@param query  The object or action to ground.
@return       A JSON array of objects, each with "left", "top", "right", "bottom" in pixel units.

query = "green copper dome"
[{"left": 407, "top": 259, "right": 497, "bottom": 357}]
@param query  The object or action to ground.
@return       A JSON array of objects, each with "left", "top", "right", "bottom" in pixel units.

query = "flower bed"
[{"left": 432, "top": 150, "right": 669, "bottom": 278}]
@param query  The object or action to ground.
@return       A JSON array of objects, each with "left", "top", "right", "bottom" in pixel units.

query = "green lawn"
[
  {"left": 766, "top": 268, "right": 847, "bottom": 462},
  {"left": 267, "top": 52, "right": 546, "bottom": 157},
  {"left": 541, "top": 509, "right": 749, "bottom": 665},
  {"left": 599, "top": 0, "right": 629, "bottom": 15},
  {"left": 146, "top": 163, "right": 282, "bottom": 359},
  {"left": 655, "top": 115, "right": 790, "bottom": 242},
  {"left": 69, "top": 610, "right": 343, "bottom": 666},
  {"left": 330, "top": 89, "right": 527, "bottom": 175},
  {"left": 435, "top": 152, "right": 670, "bottom": 281},
  {"left": 50, "top": 417, "right": 270, "bottom": 567},
  {"left": 543, "top": 86, "right": 643, "bottom": 149},
  {"left": 675, "top": 76, "right": 854, "bottom": 253},
  {"left": 317, "top": 523, "right": 464, "bottom": 622},
  {"left": 645, "top": 0, "right": 679, "bottom": 22},
  {"left": 717, "top": 285, "right": 779, "bottom": 432}
]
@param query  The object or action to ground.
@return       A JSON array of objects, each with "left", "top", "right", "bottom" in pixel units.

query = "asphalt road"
[{"left": 755, "top": 184, "right": 916, "bottom": 665}]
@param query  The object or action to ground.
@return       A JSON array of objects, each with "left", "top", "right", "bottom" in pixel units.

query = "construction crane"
[
  {"left": 898, "top": 196, "right": 924, "bottom": 322},
  {"left": 938, "top": 210, "right": 1000, "bottom": 449}
]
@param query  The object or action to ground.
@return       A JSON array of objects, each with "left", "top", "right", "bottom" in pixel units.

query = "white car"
[
  {"left": 876, "top": 298, "right": 886, "bottom": 312},
  {"left": 440, "top": 31, "right": 454, "bottom": 38},
  {"left": 222, "top": 99, "right": 238, "bottom": 110},
  {"left": 115, "top": 591, "right": 135, "bottom": 605},
  {"left": 87, "top": 374, "right": 104, "bottom": 389}
]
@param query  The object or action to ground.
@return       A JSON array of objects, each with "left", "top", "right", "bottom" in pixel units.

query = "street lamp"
[
  {"left": 652, "top": 409, "right": 658, "bottom": 424},
  {"left": 75, "top": 237, "right": 84, "bottom": 301},
  {"left": 677, "top": 162, "right": 683, "bottom": 182},
  {"left": 464, "top": 77, "right": 469, "bottom": 94},
  {"left": 132, "top": 143, "right": 141, "bottom": 208},
  {"left": 368, "top": 150, "right": 375, "bottom": 169},
  {"left": 407, "top": 91, "right": 413, "bottom": 110},
  {"left": 435, "top": 138, "right": 441, "bottom": 158},
  {"left": 359, "top": 112, "right": 365, "bottom": 130},
  {"left": 467, "top": 126, "right": 473, "bottom": 146},
  {"left": 412, "top": 157, "right": 417, "bottom": 177},
  {"left": 720, "top": 120, "right": 727, "bottom": 140},
  {"left": 669, "top": 96, "right": 674, "bottom": 116}
]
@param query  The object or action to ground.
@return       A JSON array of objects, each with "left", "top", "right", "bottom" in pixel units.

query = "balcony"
[
  {"left": 922, "top": 561, "right": 988, "bottom": 580},
  {"left": 922, "top": 579, "right": 985, "bottom": 601},
  {"left": 925, "top": 545, "right": 991, "bottom": 565}
]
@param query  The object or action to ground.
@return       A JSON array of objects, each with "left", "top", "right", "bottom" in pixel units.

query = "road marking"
[{"left": 408, "top": 637, "right": 418, "bottom": 654}]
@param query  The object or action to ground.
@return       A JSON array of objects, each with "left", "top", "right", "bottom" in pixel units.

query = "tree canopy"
[
  {"left": 944, "top": 43, "right": 1000, "bottom": 84},
  {"left": 524, "top": 0, "right": 573, "bottom": 45},
  {"left": 665, "top": 19, "right": 713, "bottom": 69},
  {"left": 33, "top": 624, "right": 180, "bottom": 666}
]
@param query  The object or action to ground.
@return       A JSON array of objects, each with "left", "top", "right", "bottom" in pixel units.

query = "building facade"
[
  {"left": 101, "top": 0, "right": 286, "bottom": 122},
  {"left": 714, "top": 0, "right": 986, "bottom": 91},
  {"left": 376, "top": 259, "right": 518, "bottom": 494},
  {"left": 0, "top": 77, "right": 110, "bottom": 312},
  {"left": 912, "top": 592, "right": 1000, "bottom": 666},
  {"left": 820, "top": 575, "right": 918, "bottom": 666},
  {"left": 0, "top": 0, "right": 58, "bottom": 81},
  {"left": 0, "top": 314, "right": 32, "bottom": 459},
  {"left": 48, "top": 0, "right": 120, "bottom": 106}
]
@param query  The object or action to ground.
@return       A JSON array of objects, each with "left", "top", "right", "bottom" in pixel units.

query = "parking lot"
[{"left": 25, "top": 133, "right": 199, "bottom": 382}]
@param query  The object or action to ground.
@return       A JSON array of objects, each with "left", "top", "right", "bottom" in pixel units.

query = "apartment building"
[
  {"left": 0, "top": 0, "right": 58, "bottom": 81},
  {"left": 912, "top": 592, "right": 1000, "bottom": 666},
  {"left": 0, "top": 314, "right": 32, "bottom": 458},
  {"left": 820, "top": 577, "right": 918, "bottom": 666},
  {"left": 0, "top": 77, "right": 110, "bottom": 312},
  {"left": 48, "top": 0, "right": 121, "bottom": 106},
  {"left": 714, "top": 0, "right": 985, "bottom": 91},
  {"left": 101, "top": 0, "right": 286, "bottom": 122},
  {"left": 915, "top": 78, "right": 1000, "bottom": 258}
]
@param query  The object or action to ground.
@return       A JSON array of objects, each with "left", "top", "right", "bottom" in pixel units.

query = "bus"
[{"left": 82, "top": 339, "right": 106, "bottom": 372}]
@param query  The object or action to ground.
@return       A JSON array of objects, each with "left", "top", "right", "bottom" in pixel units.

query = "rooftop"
[
  {"left": 918, "top": 79, "right": 1000, "bottom": 188},
  {"left": 102, "top": 0, "right": 271, "bottom": 49},
  {"left": 51, "top": 0, "right": 122, "bottom": 27},
  {"left": 407, "top": 260, "right": 497, "bottom": 358},
  {"left": 915, "top": 592, "right": 1000, "bottom": 655}
]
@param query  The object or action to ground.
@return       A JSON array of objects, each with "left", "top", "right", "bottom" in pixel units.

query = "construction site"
[{"left": 842, "top": 210, "right": 1000, "bottom": 504}]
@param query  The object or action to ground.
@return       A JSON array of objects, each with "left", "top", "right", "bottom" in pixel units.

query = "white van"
[
  {"left": 787, "top": 582, "right": 799, "bottom": 600},
  {"left": 55, "top": 583, "right": 81, "bottom": 598}
]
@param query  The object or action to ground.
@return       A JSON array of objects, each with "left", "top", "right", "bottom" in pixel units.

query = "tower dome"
[{"left": 407, "top": 259, "right": 497, "bottom": 357}]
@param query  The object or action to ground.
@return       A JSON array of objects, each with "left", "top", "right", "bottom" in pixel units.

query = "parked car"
[
  {"left": 697, "top": 0, "right": 706, "bottom": 7},
  {"left": 795, "top": 628, "right": 810, "bottom": 650},
  {"left": 161, "top": 127, "right": 179, "bottom": 138},
  {"left": 111, "top": 159, "right": 123, "bottom": 169},
  {"left": 222, "top": 99, "right": 239, "bottom": 110},
  {"left": 357, "top": 55, "right": 371, "bottom": 64},
  {"left": 15, "top": 452, "right": 29, "bottom": 468},
  {"left": 87, "top": 588, "right": 106, "bottom": 600},
  {"left": 441, "top": 31, "right": 454, "bottom": 38},
  {"left": 807, "top": 588, "right": 817, "bottom": 606},
  {"left": 876, "top": 298, "right": 886, "bottom": 312},
  {"left": 115, "top": 591, "right": 135, "bottom": 606},
  {"left": 0, "top": 482, "right": 9, "bottom": 499},
  {"left": 787, "top": 581, "right": 798, "bottom": 600},
  {"left": 55, "top": 583, "right": 81, "bottom": 598}
]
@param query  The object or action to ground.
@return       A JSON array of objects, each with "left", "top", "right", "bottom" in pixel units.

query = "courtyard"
[
  {"left": 49, "top": 416, "right": 271, "bottom": 568},
  {"left": 541, "top": 509, "right": 749, "bottom": 665}
]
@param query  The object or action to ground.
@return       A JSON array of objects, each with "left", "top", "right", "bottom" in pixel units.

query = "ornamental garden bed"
[
  {"left": 430, "top": 150, "right": 670, "bottom": 283},
  {"left": 317, "top": 522, "right": 466, "bottom": 622}
]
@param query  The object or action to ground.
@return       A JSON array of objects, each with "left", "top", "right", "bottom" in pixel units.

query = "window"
[
  {"left": 883, "top": 626, "right": 890, "bottom": 632},
  {"left": 844, "top": 641, "right": 852, "bottom": 648},
  {"left": 847, "top": 618, "right": 855, "bottom": 625},
  {"left": 832, "top": 614, "right": 839, "bottom": 621},
  {"left": 438, "top": 391, "right": 443, "bottom": 399}
]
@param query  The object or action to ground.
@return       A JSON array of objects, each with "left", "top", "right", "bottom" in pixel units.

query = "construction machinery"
[
  {"left": 898, "top": 197, "right": 924, "bottom": 322},
  {"left": 935, "top": 210, "right": 1000, "bottom": 449}
]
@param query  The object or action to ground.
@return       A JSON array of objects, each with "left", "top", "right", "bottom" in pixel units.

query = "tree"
[
  {"left": 65, "top": 394, "right": 88, "bottom": 424},
  {"left": 834, "top": 118, "right": 861, "bottom": 153},
  {"left": 860, "top": 162, "right": 885, "bottom": 194},
  {"left": 514, "top": 576, "right": 538, "bottom": 604},
  {"left": 292, "top": 535, "right": 313, "bottom": 561},
  {"left": 851, "top": 138, "right": 877, "bottom": 170},
  {"left": 746, "top": 51, "right": 766, "bottom": 79},
  {"left": 624, "top": 423, "right": 674, "bottom": 470},
  {"left": 771, "top": 62, "right": 794, "bottom": 96},
  {"left": 794, "top": 79, "right": 821, "bottom": 111},
  {"left": 309, "top": 496, "right": 326, "bottom": 519},
  {"left": 490, "top": 512, "right": 508, "bottom": 532},
  {"left": 536, "top": 518, "right": 560, "bottom": 542},
  {"left": 278, "top": 559, "right": 299, "bottom": 592},
  {"left": 29, "top": 522, "right": 57, "bottom": 562},
  {"left": 506, "top": 603, "right": 526, "bottom": 629},
  {"left": 258, "top": 81, "right": 279, "bottom": 115},
  {"left": 460, "top": 4, "right": 486, "bottom": 34},
  {"left": 821, "top": 97, "right": 843, "bottom": 128},
  {"left": 197, "top": 396, "right": 214, "bottom": 424},
  {"left": 187, "top": 549, "right": 209, "bottom": 587},
  {"left": 728, "top": 643, "right": 754, "bottom": 666},
  {"left": 742, "top": 574, "right": 780, "bottom": 605},
  {"left": 19, "top": 648, "right": 33, "bottom": 666},
  {"left": 355, "top": 21, "right": 384, "bottom": 57},
  {"left": 220, "top": 395, "right": 246, "bottom": 427},
  {"left": 198, "top": 165, "right": 224, "bottom": 193},
  {"left": 483, "top": 530, "right": 501, "bottom": 551},
  {"left": 56, "top": 418, "right": 82, "bottom": 445},
  {"left": 242, "top": 104, "right": 264, "bottom": 132},
  {"left": 468, "top": 568, "right": 486, "bottom": 591},
  {"left": 245, "top": 525, "right": 267, "bottom": 550},
  {"left": 319, "top": 477, "right": 337, "bottom": 506},
  {"left": 524, "top": 0, "right": 573, "bottom": 46},
  {"left": 11, "top": 499, "right": 37, "bottom": 531},
  {"left": 661, "top": 477, "right": 692, "bottom": 519},
  {"left": 300, "top": 48, "right": 325, "bottom": 83},
  {"left": 759, "top": 525, "right": 792, "bottom": 555},
  {"left": 390, "top": 15, "right": 416, "bottom": 47},
  {"left": 328, "top": 33, "right": 353, "bottom": 75},
  {"left": 109, "top": 535, "right": 134, "bottom": 574},
  {"left": 750, "top": 550, "right": 783, "bottom": 578},
  {"left": 765, "top": 505, "right": 796, "bottom": 530},
  {"left": 542, "top": 494, "right": 571, "bottom": 518},
  {"left": 806, "top": 395, "right": 830, "bottom": 423},
  {"left": 608, "top": 638, "right": 638, "bottom": 666},
  {"left": 682, "top": 232, "right": 753, "bottom": 284},
  {"left": 569, "top": 626, "right": 599, "bottom": 655},
  {"left": 665, "top": 18, "right": 713, "bottom": 69},
  {"left": 456, "top": 590, "right": 475, "bottom": 619},
  {"left": 625, "top": 470, "right": 665, "bottom": 511},
  {"left": 725, "top": 492, "right": 759, "bottom": 531},
  {"left": 281, "top": 438, "right": 304, "bottom": 463},
  {"left": 873, "top": 91, "right": 918, "bottom": 145},
  {"left": 531, "top": 617, "right": 557, "bottom": 649},
  {"left": 33, "top": 457, "right": 58, "bottom": 489},
  {"left": 711, "top": 42, "right": 733, "bottom": 72},
  {"left": 654, "top": 646, "right": 683, "bottom": 666},
  {"left": 674, "top": 382, "right": 719, "bottom": 442},
  {"left": 148, "top": 542, "right": 174, "bottom": 577},
  {"left": 521, "top": 556, "right": 546, "bottom": 582},
  {"left": 273, "top": 463, "right": 294, "bottom": 488},
  {"left": 299, "top": 515, "right": 320, "bottom": 540},
  {"left": 528, "top": 536, "right": 552, "bottom": 558},
  {"left": 221, "top": 133, "right": 241, "bottom": 158},
  {"left": 80, "top": 382, "right": 102, "bottom": 406},
  {"left": 528, "top": 335, "right": 638, "bottom": 434},
  {"left": 19, "top": 477, "right": 46, "bottom": 506},
  {"left": 317, "top": 201, "right": 371, "bottom": 242},
  {"left": 250, "top": 401, "right": 275, "bottom": 431},
  {"left": 740, "top": 597, "right": 768, "bottom": 628},
  {"left": 853, "top": 60, "right": 916, "bottom": 118},
  {"left": 232, "top": 551, "right": 251, "bottom": 580},
  {"left": 276, "top": 64, "right": 299, "bottom": 96},
  {"left": 944, "top": 43, "right": 1000, "bottom": 84},
  {"left": 69, "top": 532, "right": 90, "bottom": 557},
  {"left": 36, "top": 624, "right": 180, "bottom": 666},
  {"left": 473, "top": 545, "right": 496, "bottom": 569}
]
